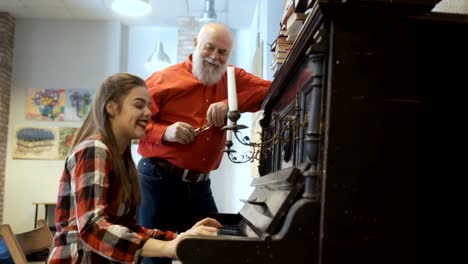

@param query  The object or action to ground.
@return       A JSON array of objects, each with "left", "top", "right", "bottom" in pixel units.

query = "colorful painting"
[
  {"left": 12, "top": 126, "right": 59, "bottom": 159},
  {"left": 26, "top": 89, "right": 66, "bottom": 121},
  {"left": 65, "top": 90, "right": 93, "bottom": 121},
  {"left": 58, "top": 127, "right": 79, "bottom": 159}
]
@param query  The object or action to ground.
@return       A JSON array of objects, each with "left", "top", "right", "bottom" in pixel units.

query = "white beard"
[{"left": 192, "top": 50, "right": 227, "bottom": 86}]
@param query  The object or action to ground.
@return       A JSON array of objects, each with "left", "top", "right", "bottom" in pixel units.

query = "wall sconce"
[
  {"left": 145, "top": 41, "right": 171, "bottom": 72},
  {"left": 222, "top": 53, "right": 324, "bottom": 165},
  {"left": 111, "top": 0, "right": 152, "bottom": 16},
  {"left": 223, "top": 97, "right": 310, "bottom": 164}
]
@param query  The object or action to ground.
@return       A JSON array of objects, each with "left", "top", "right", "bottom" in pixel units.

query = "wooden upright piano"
[{"left": 177, "top": 1, "right": 468, "bottom": 263}]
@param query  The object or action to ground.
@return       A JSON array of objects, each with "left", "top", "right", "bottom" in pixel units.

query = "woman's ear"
[{"left": 106, "top": 101, "right": 117, "bottom": 117}]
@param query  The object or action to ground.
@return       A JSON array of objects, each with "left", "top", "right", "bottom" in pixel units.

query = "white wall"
[
  {"left": 258, "top": 0, "right": 284, "bottom": 80},
  {"left": 127, "top": 26, "right": 178, "bottom": 79},
  {"left": 5, "top": 19, "right": 122, "bottom": 232}
]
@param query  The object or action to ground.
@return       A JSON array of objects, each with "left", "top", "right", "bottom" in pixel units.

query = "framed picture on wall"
[
  {"left": 57, "top": 127, "right": 79, "bottom": 159},
  {"left": 64, "top": 90, "right": 93, "bottom": 121},
  {"left": 12, "top": 126, "right": 59, "bottom": 159},
  {"left": 25, "top": 88, "right": 66, "bottom": 121},
  {"left": 12, "top": 126, "right": 79, "bottom": 160}
]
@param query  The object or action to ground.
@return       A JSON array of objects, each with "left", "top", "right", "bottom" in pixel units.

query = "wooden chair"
[{"left": 0, "top": 219, "right": 53, "bottom": 264}]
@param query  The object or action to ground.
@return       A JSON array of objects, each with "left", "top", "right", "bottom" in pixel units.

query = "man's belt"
[{"left": 150, "top": 158, "right": 210, "bottom": 183}]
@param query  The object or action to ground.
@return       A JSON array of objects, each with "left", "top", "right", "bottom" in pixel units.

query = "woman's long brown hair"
[{"left": 71, "top": 73, "right": 146, "bottom": 208}]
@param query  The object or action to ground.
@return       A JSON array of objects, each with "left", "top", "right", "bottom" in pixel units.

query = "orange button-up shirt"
[{"left": 138, "top": 55, "right": 271, "bottom": 173}]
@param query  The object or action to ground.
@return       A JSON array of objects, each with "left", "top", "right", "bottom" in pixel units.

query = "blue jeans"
[{"left": 137, "top": 157, "right": 218, "bottom": 264}]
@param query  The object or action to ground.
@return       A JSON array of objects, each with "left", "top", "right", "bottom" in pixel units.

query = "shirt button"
[
  {"left": 206, "top": 137, "right": 210, "bottom": 141},
  {"left": 202, "top": 158, "right": 206, "bottom": 161},
  {"left": 205, "top": 99, "right": 209, "bottom": 103}
]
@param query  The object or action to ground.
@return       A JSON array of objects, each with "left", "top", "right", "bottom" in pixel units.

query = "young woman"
[{"left": 46, "top": 73, "right": 221, "bottom": 264}]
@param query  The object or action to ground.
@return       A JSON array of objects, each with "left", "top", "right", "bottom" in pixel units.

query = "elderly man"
[{"left": 137, "top": 22, "right": 271, "bottom": 264}]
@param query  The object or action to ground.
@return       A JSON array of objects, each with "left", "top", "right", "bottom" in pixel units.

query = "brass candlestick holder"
[
  {"left": 221, "top": 96, "right": 311, "bottom": 164},
  {"left": 222, "top": 110, "right": 253, "bottom": 163}
]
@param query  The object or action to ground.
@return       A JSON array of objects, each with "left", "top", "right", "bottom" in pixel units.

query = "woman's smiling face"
[{"left": 108, "top": 85, "right": 151, "bottom": 146}]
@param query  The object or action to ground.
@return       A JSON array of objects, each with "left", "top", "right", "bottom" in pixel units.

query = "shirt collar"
[{"left": 184, "top": 54, "right": 194, "bottom": 71}]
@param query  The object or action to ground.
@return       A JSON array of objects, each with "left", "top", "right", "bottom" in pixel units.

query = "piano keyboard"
[{"left": 219, "top": 224, "right": 243, "bottom": 236}]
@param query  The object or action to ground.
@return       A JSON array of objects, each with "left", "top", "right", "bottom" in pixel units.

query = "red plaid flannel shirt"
[{"left": 47, "top": 140, "right": 176, "bottom": 264}]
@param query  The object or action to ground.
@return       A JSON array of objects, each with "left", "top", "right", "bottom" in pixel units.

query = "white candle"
[
  {"left": 227, "top": 66, "right": 238, "bottom": 111},
  {"left": 226, "top": 119, "right": 233, "bottom": 141}
]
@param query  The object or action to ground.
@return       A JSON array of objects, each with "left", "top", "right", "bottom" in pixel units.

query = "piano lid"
[{"left": 238, "top": 163, "right": 308, "bottom": 238}]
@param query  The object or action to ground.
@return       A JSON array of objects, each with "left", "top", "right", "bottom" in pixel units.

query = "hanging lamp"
[
  {"left": 111, "top": 0, "right": 152, "bottom": 16},
  {"left": 145, "top": 41, "right": 171, "bottom": 71},
  {"left": 199, "top": 0, "right": 217, "bottom": 22}
]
